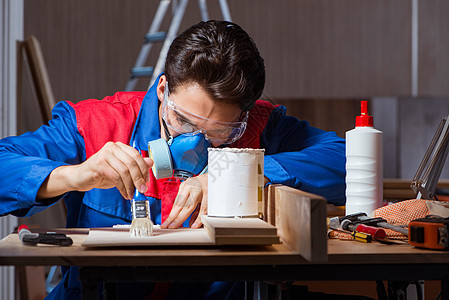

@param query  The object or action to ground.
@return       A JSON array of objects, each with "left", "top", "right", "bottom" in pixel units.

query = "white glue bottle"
[{"left": 345, "top": 100, "right": 383, "bottom": 216}]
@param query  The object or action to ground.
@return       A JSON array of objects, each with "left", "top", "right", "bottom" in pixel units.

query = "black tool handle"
[{"left": 22, "top": 233, "right": 73, "bottom": 246}]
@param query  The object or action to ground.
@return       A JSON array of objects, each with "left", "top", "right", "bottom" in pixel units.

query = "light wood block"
[
  {"left": 201, "top": 216, "right": 277, "bottom": 236},
  {"left": 213, "top": 235, "right": 279, "bottom": 245},
  {"left": 22, "top": 36, "right": 56, "bottom": 123},
  {"left": 266, "top": 184, "right": 282, "bottom": 226},
  {"left": 201, "top": 216, "right": 280, "bottom": 245},
  {"left": 274, "top": 185, "right": 327, "bottom": 263}
]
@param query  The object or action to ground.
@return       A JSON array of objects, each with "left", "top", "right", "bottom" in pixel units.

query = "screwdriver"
[
  {"left": 329, "top": 227, "right": 373, "bottom": 243},
  {"left": 341, "top": 219, "right": 386, "bottom": 239}
]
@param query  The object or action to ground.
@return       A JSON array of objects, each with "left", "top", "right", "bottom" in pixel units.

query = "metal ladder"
[{"left": 125, "top": 0, "right": 232, "bottom": 91}]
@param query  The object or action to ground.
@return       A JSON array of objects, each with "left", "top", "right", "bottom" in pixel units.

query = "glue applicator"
[{"left": 345, "top": 100, "right": 383, "bottom": 216}]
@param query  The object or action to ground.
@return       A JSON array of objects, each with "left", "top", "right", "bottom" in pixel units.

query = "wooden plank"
[
  {"left": 384, "top": 179, "right": 449, "bottom": 189},
  {"left": 81, "top": 227, "right": 215, "bottom": 248},
  {"left": 266, "top": 184, "right": 281, "bottom": 226},
  {"left": 383, "top": 179, "right": 449, "bottom": 201},
  {"left": 383, "top": 189, "right": 416, "bottom": 201},
  {"left": 201, "top": 216, "right": 280, "bottom": 245},
  {"left": 83, "top": 219, "right": 280, "bottom": 248},
  {"left": 274, "top": 186, "right": 327, "bottom": 262},
  {"left": 214, "top": 235, "right": 279, "bottom": 246},
  {"left": 201, "top": 216, "right": 277, "bottom": 236},
  {"left": 23, "top": 36, "right": 56, "bottom": 123}
]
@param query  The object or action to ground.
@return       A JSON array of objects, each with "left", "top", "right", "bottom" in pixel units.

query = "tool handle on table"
[
  {"left": 355, "top": 224, "right": 386, "bottom": 239},
  {"left": 24, "top": 233, "right": 73, "bottom": 246},
  {"left": 18, "top": 225, "right": 73, "bottom": 246},
  {"left": 341, "top": 219, "right": 386, "bottom": 239},
  {"left": 351, "top": 231, "right": 373, "bottom": 243}
]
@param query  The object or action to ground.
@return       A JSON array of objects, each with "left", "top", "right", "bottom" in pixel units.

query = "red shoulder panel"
[
  {"left": 68, "top": 92, "right": 146, "bottom": 159},
  {"left": 230, "top": 100, "right": 277, "bottom": 148}
]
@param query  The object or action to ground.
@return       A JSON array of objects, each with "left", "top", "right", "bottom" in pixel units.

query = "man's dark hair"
[{"left": 165, "top": 20, "right": 265, "bottom": 112}]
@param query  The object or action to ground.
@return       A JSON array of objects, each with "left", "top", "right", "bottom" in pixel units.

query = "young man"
[{"left": 0, "top": 21, "right": 345, "bottom": 299}]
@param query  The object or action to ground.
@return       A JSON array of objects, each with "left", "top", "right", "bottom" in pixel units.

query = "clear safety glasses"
[{"left": 161, "top": 84, "right": 248, "bottom": 145}]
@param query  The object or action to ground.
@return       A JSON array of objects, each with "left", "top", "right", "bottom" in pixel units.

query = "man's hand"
[
  {"left": 161, "top": 173, "right": 208, "bottom": 229},
  {"left": 37, "top": 142, "right": 153, "bottom": 200}
]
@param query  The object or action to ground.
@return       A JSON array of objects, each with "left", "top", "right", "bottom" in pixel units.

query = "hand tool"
[
  {"left": 355, "top": 216, "right": 409, "bottom": 236},
  {"left": 328, "top": 227, "right": 373, "bottom": 243},
  {"left": 409, "top": 215, "right": 449, "bottom": 250},
  {"left": 329, "top": 213, "right": 386, "bottom": 239},
  {"left": 328, "top": 212, "right": 367, "bottom": 230},
  {"left": 18, "top": 225, "right": 73, "bottom": 246},
  {"left": 343, "top": 212, "right": 369, "bottom": 221},
  {"left": 340, "top": 219, "right": 386, "bottom": 239},
  {"left": 130, "top": 188, "right": 154, "bottom": 237}
]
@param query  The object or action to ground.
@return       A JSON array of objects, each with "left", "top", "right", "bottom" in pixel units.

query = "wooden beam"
[
  {"left": 273, "top": 185, "right": 327, "bottom": 263},
  {"left": 22, "top": 35, "right": 56, "bottom": 124}
]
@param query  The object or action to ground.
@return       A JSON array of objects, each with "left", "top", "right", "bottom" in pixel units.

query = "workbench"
[
  {"left": 1, "top": 185, "right": 449, "bottom": 299},
  {"left": 1, "top": 231, "right": 449, "bottom": 299}
]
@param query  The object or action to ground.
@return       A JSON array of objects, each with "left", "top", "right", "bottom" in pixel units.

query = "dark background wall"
[
  {"left": 22, "top": 0, "right": 414, "bottom": 102},
  {"left": 19, "top": 0, "right": 415, "bottom": 139},
  {"left": 20, "top": 0, "right": 449, "bottom": 177}
]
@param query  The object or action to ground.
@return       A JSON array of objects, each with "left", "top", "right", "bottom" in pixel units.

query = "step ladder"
[{"left": 125, "top": 0, "right": 232, "bottom": 91}]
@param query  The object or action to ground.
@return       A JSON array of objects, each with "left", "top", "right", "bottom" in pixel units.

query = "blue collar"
[{"left": 129, "top": 74, "right": 163, "bottom": 150}]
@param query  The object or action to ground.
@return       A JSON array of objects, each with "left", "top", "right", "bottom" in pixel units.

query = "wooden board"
[
  {"left": 0, "top": 233, "right": 306, "bottom": 267},
  {"left": 82, "top": 226, "right": 215, "bottom": 248},
  {"left": 201, "top": 216, "right": 279, "bottom": 245},
  {"left": 201, "top": 216, "right": 277, "bottom": 236},
  {"left": 214, "top": 235, "right": 279, "bottom": 245},
  {"left": 82, "top": 219, "right": 280, "bottom": 248},
  {"left": 273, "top": 185, "right": 328, "bottom": 263}
]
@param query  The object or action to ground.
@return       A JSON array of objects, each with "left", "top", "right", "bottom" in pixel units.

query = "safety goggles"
[{"left": 161, "top": 84, "right": 248, "bottom": 145}]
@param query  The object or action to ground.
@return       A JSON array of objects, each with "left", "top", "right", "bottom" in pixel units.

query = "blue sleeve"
[
  {"left": 0, "top": 101, "right": 85, "bottom": 217},
  {"left": 260, "top": 106, "right": 346, "bottom": 205}
]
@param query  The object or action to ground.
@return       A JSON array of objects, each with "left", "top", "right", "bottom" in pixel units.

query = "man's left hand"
[{"left": 161, "top": 173, "right": 208, "bottom": 229}]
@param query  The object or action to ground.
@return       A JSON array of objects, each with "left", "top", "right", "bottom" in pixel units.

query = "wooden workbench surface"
[
  {"left": 1, "top": 229, "right": 449, "bottom": 267},
  {"left": 327, "top": 239, "right": 449, "bottom": 264},
  {"left": 0, "top": 230, "right": 305, "bottom": 267}
]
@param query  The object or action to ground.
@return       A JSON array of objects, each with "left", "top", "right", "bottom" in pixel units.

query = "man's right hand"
[{"left": 37, "top": 142, "right": 153, "bottom": 200}]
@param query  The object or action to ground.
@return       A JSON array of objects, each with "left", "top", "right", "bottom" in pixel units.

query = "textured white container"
[
  {"left": 345, "top": 109, "right": 383, "bottom": 216},
  {"left": 207, "top": 148, "right": 264, "bottom": 217}
]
